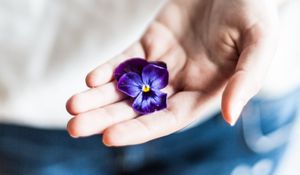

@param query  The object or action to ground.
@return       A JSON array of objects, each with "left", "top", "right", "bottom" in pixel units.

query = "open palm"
[{"left": 66, "top": 0, "right": 278, "bottom": 146}]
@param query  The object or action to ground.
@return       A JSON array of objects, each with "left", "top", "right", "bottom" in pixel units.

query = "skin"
[{"left": 66, "top": 0, "right": 279, "bottom": 146}]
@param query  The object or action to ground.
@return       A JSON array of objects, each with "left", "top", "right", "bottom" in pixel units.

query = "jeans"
[{"left": 0, "top": 88, "right": 299, "bottom": 175}]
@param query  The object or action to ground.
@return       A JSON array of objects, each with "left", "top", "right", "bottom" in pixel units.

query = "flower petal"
[
  {"left": 114, "top": 58, "right": 148, "bottom": 81},
  {"left": 132, "top": 91, "right": 167, "bottom": 114},
  {"left": 150, "top": 61, "right": 167, "bottom": 69},
  {"left": 142, "top": 64, "right": 169, "bottom": 90},
  {"left": 117, "top": 72, "right": 143, "bottom": 97}
]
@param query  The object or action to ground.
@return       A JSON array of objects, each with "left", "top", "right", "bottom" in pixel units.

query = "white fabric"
[
  {"left": 260, "top": 0, "right": 300, "bottom": 98},
  {"left": 0, "top": 0, "right": 299, "bottom": 128},
  {"left": 0, "top": 0, "right": 164, "bottom": 128}
]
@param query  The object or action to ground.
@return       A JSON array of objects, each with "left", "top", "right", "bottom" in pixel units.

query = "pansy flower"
[{"left": 114, "top": 58, "right": 169, "bottom": 114}]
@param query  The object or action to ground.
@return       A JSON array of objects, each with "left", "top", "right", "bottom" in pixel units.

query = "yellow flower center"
[{"left": 142, "top": 85, "right": 150, "bottom": 92}]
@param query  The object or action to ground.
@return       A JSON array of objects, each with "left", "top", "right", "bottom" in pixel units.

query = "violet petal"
[
  {"left": 114, "top": 58, "right": 148, "bottom": 81},
  {"left": 117, "top": 72, "right": 143, "bottom": 97},
  {"left": 142, "top": 64, "right": 169, "bottom": 90},
  {"left": 132, "top": 91, "right": 167, "bottom": 114},
  {"left": 150, "top": 61, "right": 167, "bottom": 69}
]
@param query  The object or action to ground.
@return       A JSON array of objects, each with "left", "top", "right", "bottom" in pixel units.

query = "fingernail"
[
  {"left": 103, "top": 142, "right": 113, "bottom": 147},
  {"left": 229, "top": 104, "right": 243, "bottom": 126},
  {"left": 103, "top": 138, "right": 114, "bottom": 147},
  {"left": 69, "top": 133, "right": 79, "bottom": 138},
  {"left": 224, "top": 117, "right": 237, "bottom": 126},
  {"left": 230, "top": 110, "right": 239, "bottom": 126}
]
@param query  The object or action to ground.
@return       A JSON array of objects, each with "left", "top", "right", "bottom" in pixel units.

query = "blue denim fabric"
[{"left": 0, "top": 88, "right": 299, "bottom": 175}]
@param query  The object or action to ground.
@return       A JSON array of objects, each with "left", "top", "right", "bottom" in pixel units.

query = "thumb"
[{"left": 222, "top": 24, "right": 278, "bottom": 126}]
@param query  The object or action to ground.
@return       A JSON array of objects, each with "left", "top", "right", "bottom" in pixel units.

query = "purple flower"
[{"left": 114, "top": 58, "right": 168, "bottom": 114}]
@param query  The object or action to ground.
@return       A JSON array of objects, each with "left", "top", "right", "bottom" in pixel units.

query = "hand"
[{"left": 66, "top": 0, "right": 278, "bottom": 146}]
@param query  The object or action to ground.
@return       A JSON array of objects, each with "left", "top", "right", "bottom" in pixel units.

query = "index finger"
[
  {"left": 102, "top": 91, "right": 220, "bottom": 146},
  {"left": 86, "top": 42, "right": 146, "bottom": 88}
]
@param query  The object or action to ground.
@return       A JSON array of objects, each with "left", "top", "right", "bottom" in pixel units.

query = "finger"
[
  {"left": 222, "top": 24, "right": 278, "bottom": 126},
  {"left": 86, "top": 42, "right": 146, "bottom": 88},
  {"left": 67, "top": 86, "right": 177, "bottom": 138},
  {"left": 102, "top": 91, "right": 220, "bottom": 146},
  {"left": 67, "top": 101, "right": 137, "bottom": 138},
  {"left": 78, "top": 49, "right": 180, "bottom": 116},
  {"left": 141, "top": 21, "right": 177, "bottom": 60},
  {"left": 66, "top": 82, "right": 125, "bottom": 115},
  {"left": 142, "top": 22, "right": 187, "bottom": 90},
  {"left": 67, "top": 80, "right": 176, "bottom": 116}
]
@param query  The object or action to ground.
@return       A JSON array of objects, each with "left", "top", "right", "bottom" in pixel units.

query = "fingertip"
[
  {"left": 66, "top": 96, "right": 76, "bottom": 115},
  {"left": 221, "top": 91, "right": 236, "bottom": 126},
  {"left": 221, "top": 102, "right": 232, "bottom": 126},
  {"left": 66, "top": 94, "right": 81, "bottom": 115},
  {"left": 102, "top": 130, "right": 113, "bottom": 147},
  {"left": 67, "top": 118, "right": 80, "bottom": 138},
  {"left": 85, "top": 63, "right": 114, "bottom": 88},
  {"left": 67, "top": 114, "right": 99, "bottom": 138},
  {"left": 85, "top": 72, "right": 97, "bottom": 88},
  {"left": 221, "top": 101, "right": 241, "bottom": 127},
  {"left": 102, "top": 125, "right": 128, "bottom": 147},
  {"left": 221, "top": 76, "right": 245, "bottom": 126},
  {"left": 102, "top": 128, "right": 118, "bottom": 147}
]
